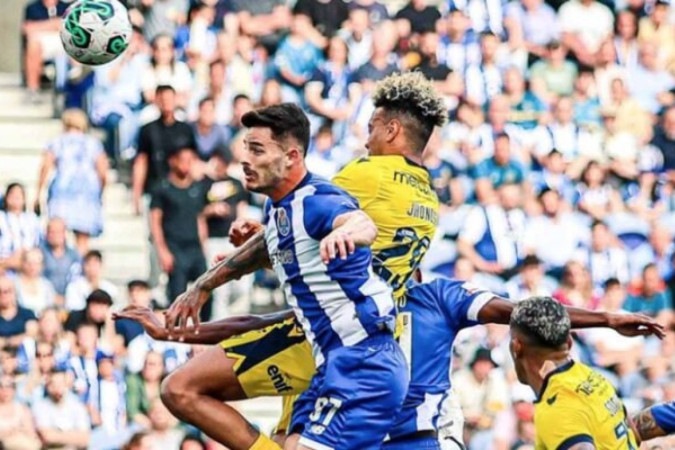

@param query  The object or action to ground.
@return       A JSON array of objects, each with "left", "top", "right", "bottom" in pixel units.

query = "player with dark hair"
[{"left": 509, "top": 297, "right": 640, "bottom": 450}]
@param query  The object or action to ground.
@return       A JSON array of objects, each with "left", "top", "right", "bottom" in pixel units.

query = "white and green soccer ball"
[{"left": 60, "top": 0, "right": 132, "bottom": 66}]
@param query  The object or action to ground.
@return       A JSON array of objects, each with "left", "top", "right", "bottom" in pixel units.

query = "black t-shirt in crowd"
[
  {"left": 204, "top": 175, "right": 250, "bottom": 238},
  {"left": 293, "top": 0, "right": 350, "bottom": 37},
  {"left": 150, "top": 179, "right": 209, "bottom": 248},
  {"left": 651, "top": 128, "right": 675, "bottom": 172},
  {"left": 395, "top": 4, "right": 441, "bottom": 34},
  {"left": 137, "top": 118, "right": 197, "bottom": 194},
  {"left": 417, "top": 58, "right": 452, "bottom": 81}
]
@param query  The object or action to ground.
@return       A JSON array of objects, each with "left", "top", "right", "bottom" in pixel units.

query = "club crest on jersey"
[{"left": 276, "top": 208, "right": 290, "bottom": 236}]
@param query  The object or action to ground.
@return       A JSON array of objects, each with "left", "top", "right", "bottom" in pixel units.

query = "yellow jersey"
[
  {"left": 333, "top": 155, "right": 439, "bottom": 299},
  {"left": 535, "top": 360, "right": 638, "bottom": 450}
]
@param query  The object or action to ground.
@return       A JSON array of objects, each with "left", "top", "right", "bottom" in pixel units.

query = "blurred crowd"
[{"left": 4, "top": 0, "right": 675, "bottom": 448}]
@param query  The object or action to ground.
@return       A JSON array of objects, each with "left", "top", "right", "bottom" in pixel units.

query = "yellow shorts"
[{"left": 219, "top": 317, "right": 315, "bottom": 399}]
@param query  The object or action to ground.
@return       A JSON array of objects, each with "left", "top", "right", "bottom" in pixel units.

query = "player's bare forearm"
[
  {"left": 195, "top": 230, "right": 271, "bottom": 292},
  {"left": 168, "top": 310, "right": 295, "bottom": 344},
  {"left": 477, "top": 297, "right": 512, "bottom": 324},
  {"left": 332, "top": 210, "right": 378, "bottom": 247},
  {"left": 564, "top": 307, "right": 610, "bottom": 328},
  {"left": 632, "top": 408, "right": 667, "bottom": 442}
]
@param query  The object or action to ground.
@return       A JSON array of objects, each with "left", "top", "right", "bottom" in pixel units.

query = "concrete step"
[
  {"left": 0, "top": 121, "right": 63, "bottom": 152},
  {"left": 0, "top": 87, "right": 53, "bottom": 119}
]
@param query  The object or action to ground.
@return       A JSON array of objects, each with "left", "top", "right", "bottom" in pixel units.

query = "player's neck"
[
  {"left": 269, "top": 166, "right": 309, "bottom": 202},
  {"left": 381, "top": 145, "right": 422, "bottom": 165},
  {"left": 528, "top": 354, "right": 572, "bottom": 396}
]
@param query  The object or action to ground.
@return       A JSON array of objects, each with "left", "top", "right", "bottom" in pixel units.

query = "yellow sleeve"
[
  {"left": 536, "top": 395, "right": 595, "bottom": 450},
  {"left": 332, "top": 158, "right": 380, "bottom": 210}
]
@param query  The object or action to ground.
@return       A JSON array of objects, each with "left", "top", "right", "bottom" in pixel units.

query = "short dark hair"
[
  {"left": 199, "top": 96, "right": 214, "bottom": 108},
  {"left": 156, "top": 85, "right": 176, "bottom": 96},
  {"left": 84, "top": 250, "right": 102, "bottom": 263},
  {"left": 233, "top": 93, "right": 251, "bottom": 104},
  {"left": 241, "top": 103, "right": 311, "bottom": 155},
  {"left": 603, "top": 277, "right": 621, "bottom": 290},
  {"left": 372, "top": 72, "right": 447, "bottom": 153},
  {"left": 127, "top": 279, "right": 150, "bottom": 291},
  {"left": 510, "top": 297, "right": 571, "bottom": 348},
  {"left": 86, "top": 289, "right": 113, "bottom": 306}
]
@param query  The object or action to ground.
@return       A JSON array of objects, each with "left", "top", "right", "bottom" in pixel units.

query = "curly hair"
[
  {"left": 510, "top": 296, "right": 571, "bottom": 348},
  {"left": 372, "top": 71, "right": 448, "bottom": 153}
]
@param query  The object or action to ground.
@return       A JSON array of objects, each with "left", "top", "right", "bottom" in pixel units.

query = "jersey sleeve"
[
  {"left": 302, "top": 193, "right": 359, "bottom": 240},
  {"left": 536, "top": 394, "right": 595, "bottom": 450},
  {"left": 436, "top": 280, "right": 497, "bottom": 330},
  {"left": 332, "top": 159, "right": 380, "bottom": 210},
  {"left": 651, "top": 402, "right": 675, "bottom": 434}
]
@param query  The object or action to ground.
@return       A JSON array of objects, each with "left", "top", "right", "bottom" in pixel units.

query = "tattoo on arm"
[
  {"left": 198, "top": 230, "right": 271, "bottom": 292},
  {"left": 633, "top": 409, "right": 666, "bottom": 442}
]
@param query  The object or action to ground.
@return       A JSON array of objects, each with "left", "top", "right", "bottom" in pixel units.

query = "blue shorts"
[
  {"left": 382, "top": 436, "right": 440, "bottom": 450},
  {"left": 652, "top": 402, "right": 675, "bottom": 434},
  {"left": 289, "top": 333, "right": 409, "bottom": 450}
]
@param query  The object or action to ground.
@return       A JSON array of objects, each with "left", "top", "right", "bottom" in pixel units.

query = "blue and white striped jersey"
[
  {"left": 263, "top": 173, "right": 397, "bottom": 367},
  {"left": 388, "top": 278, "right": 496, "bottom": 440}
]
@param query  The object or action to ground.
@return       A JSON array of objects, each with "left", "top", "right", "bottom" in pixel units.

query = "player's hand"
[
  {"left": 112, "top": 306, "right": 167, "bottom": 341},
  {"left": 320, "top": 231, "right": 355, "bottom": 264},
  {"left": 229, "top": 218, "right": 263, "bottom": 247},
  {"left": 158, "top": 248, "right": 174, "bottom": 273},
  {"left": 164, "top": 285, "right": 210, "bottom": 339},
  {"left": 607, "top": 312, "right": 666, "bottom": 339}
]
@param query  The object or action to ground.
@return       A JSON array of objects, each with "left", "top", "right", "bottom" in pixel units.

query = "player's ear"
[
  {"left": 285, "top": 145, "right": 302, "bottom": 166},
  {"left": 566, "top": 334, "right": 574, "bottom": 351},
  {"left": 385, "top": 119, "right": 401, "bottom": 143}
]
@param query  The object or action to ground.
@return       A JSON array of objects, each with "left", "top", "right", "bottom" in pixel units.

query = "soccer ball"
[{"left": 60, "top": 0, "right": 132, "bottom": 66}]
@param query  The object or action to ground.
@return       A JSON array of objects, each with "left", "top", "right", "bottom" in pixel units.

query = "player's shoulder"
[
  {"left": 537, "top": 361, "right": 596, "bottom": 412},
  {"left": 306, "top": 173, "right": 355, "bottom": 199}
]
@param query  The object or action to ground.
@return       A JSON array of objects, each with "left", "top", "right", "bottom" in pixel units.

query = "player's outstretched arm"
[
  {"left": 164, "top": 230, "right": 272, "bottom": 336},
  {"left": 632, "top": 404, "right": 672, "bottom": 443},
  {"left": 319, "top": 210, "right": 377, "bottom": 263},
  {"left": 113, "top": 305, "right": 294, "bottom": 344},
  {"left": 475, "top": 299, "right": 665, "bottom": 338}
]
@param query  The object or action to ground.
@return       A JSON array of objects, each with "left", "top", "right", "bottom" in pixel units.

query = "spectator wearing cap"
[
  {"left": 202, "top": 148, "right": 250, "bottom": 317},
  {"left": 115, "top": 280, "right": 156, "bottom": 347},
  {"left": 529, "top": 42, "right": 578, "bottom": 97},
  {"left": 523, "top": 188, "right": 588, "bottom": 277},
  {"left": 65, "top": 250, "right": 118, "bottom": 312},
  {"left": 64, "top": 289, "right": 114, "bottom": 335},
  {"left": 31, "top": 368, "right": 90, "bottom": 450},
  {"left": 0, "top": 276, "right": 37, "bottom": 347},
  {"left": 453, "top": 347, "right": 509, "bottom": 448},
  {"left": 132, "top": 85, "right": 197, "bottom": 216},
  {"left": 505, "top": 255, "right": 557, "bottom": 300},
  {"left": 150, "top": 147, "right": 209, "bottom": 317}
]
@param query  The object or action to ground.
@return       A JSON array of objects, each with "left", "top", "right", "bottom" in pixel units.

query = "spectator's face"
[
  {"left": 291, "top": 14, "right": 311, "bottom": 36},
  {"left": 554, "top": 98, "right": 573, "bottom": 123},
  {"left": 447, "top": 11, "right": 468, "bottom": 35},
  {"left": 142, "top": 352, "right": 165, "bottom": 382},
  {"left": 597, "top": 40, "right": 616, "bottom": 65},
  {"left": 349, "top": 9, "right": 370, "bottom": 34},
  {"left": 574, "top": 72, "right": 594, "bottom": 94},
  {"left": 260, "top": 80, "right": 282, "bottom": 107},
  {"left": 98, "top": 358, "right": 114, "bottom": 379},
  {"left": 651, "top": 4, "right": 668, "bottom": 25},
  {"left": 87, "top": 301, "right": 110, "bottom": 324},
  {"left": 488, "top": 97, "right": 509, "bottom": 126},
  {"left": 76, "top": 325, "right": 99, "bottom": 352},
  {"left": 128, "top": 286, "right": 151, "bottom": 307},
  {"left": 471, "top": 359, "right": 494, "bottom": 382},
  {"left": 4, "top": 185, "right": 25, "bottom": 213},
  {"left": 591, "top": 224, "right": 610, "bottom": 250},
  {"left": 649, "top": 226, "right": 672, "bottom": 254},
  {"left": 152, "top": 36, "right": 175, "bottom": 65},
  {"left": 83, "top": 256, "right": 102, "bottom": 280},
  {"left": 181, "top": 440, "right": 205, "bottom": 450},
  {"left": 209, "top": 62, "right": 225, "bottom": 90},
  {"left": 540, "top": 190, "right": 560, "bottom": 216},
  {"left": 521, "top": 264, "right": 542, "bottom": 286},
  {"left": 616, "top": 12, "right": 637, "bottom": 39},
  {"left": 545, "top": 152, "right": 565, "bottom": 174},
  {"left": 602, "top": 285, "right": 626, "bottom": 310},
  {"left": 232, "top": 98, "right": 253, "bottom": 125},
  {"left": 169, "top": 149, "right": 196, "bottom": 178},
  {"left": 39, "top": 309, "right": 62, "bottom": 338},
  {"left": 584, "top": 163, "right": 604, "bottom": 186},
  {"left": 498, "top": 184, "right": 522, "bottom": 210},
  {"left": 0, "top": 350, "right": 17, "bottom": 376},
  {"left": 548, "top": 44, "right": 566, "bottom": 63},
  {"left": 493, "top": 136, "right": 511, "bottom": 165},
  {"left": 198, "top": 100, "right": 216, "bottom": 127},
  {"left": 480, "top": 35, "right": 498, "bottom": 60},
  {"left": 639, "top": 44, "right": 658, "bottom": 70},
  {"left": 420, "top": 32, "right": 439, "bottom": 57},
  {"left": 241, "top": 128, "right": 291, "bottom": 194},
  {"left": 46, "top": 220, "right": 67, "bottom": 247},
  {"left": 328, "top": 37, "right": 349, "bottom": 64},
  {"left": 0, "top": 376, "right": 15, "bottom": 404},
  {"left": 643, "top": 267, "right": 661, "bottom": 291},
  {"left": 156, "top": 89, "right": 177, "bottom": 116},
  {"left": 22, "top": 250, "right": 44, "bottom": 278},
  {"left": 46, "top": 372, "right": 68, "bottom": 402},
  {"left": 36, "top": 343, "right": 56, "bottom": 373},
  {"left": 0, "top": 278, "right": 16, "bottom": 309},
  {"left": 503, "top": 69, "right": 524, "bottom": 93}
]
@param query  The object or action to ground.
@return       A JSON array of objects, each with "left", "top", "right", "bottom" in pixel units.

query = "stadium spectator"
[
  {"left": 128, "top": 0, "right": 188, "bottom": 43},
  {"left": 145, "top": 398, "right": 185, "bottom": 450},
  {"left": 471, "top": 133, "right": 526, "bottom": 203},
  {"left": 22, "top": 0, "right": 69, "bottom": 103},
  {"left": 114, "top": 280, "right": 155, "bottom": 347},
  {"left": 0, "top": 374, "right": 41, "bottom": 450},
  {"left": 552, "top": 260, "right": 600, "bottom": 309},
  {"left": 624, "top": 263, "right": 674, "bottom": 323},
  {"left": 31, "top": 368, "right": 91, "bottom": 449},
  {"left": 65, "top": 250, "right": 119, "bottom": 312},
  {"left": 125, "top": 351, "right": 165, "bottom": 428},
  {"left": 614, "top": 10, "right": 640, "bottom": 72},
  {"left": 229, "top": 0, "right": 292, "bottom": 51},
  {"left": 293, "top": 0, "right": 350, "bottom": 43},
  {"left": 132, "top": 85, "right": 197, "bottom": 215},
  {"left": 40, "top": 218, "right": 81, "bottom": 303},
  {"left": 189, "top": 97, "right": 230, "bottom": 162},
  {"left": 0, "top": 182, "right": 42, "bottom": 273},
  {"left": 35, "top": 108, "right": 108, "bottom": 255},
  {"left": 395, "top": 0, "right": 441, "bottom": 35},
  {"left": 14, "top": 248, "right": 56, "bottom": 315},
  {"left": 505, "top": 254, "right": 557, "bottom": 299},
  {"left": 652, "top": 105, "right": 675, "bottom": 177},
  {"left": 0, "top": 276, "right": 37, "bottom": 346},
  {"left": 64, "top": 289, "right": 114, "bottom": 337},
  {"left": 149, "top": 147, "right": 208, "bottom": 315}
]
